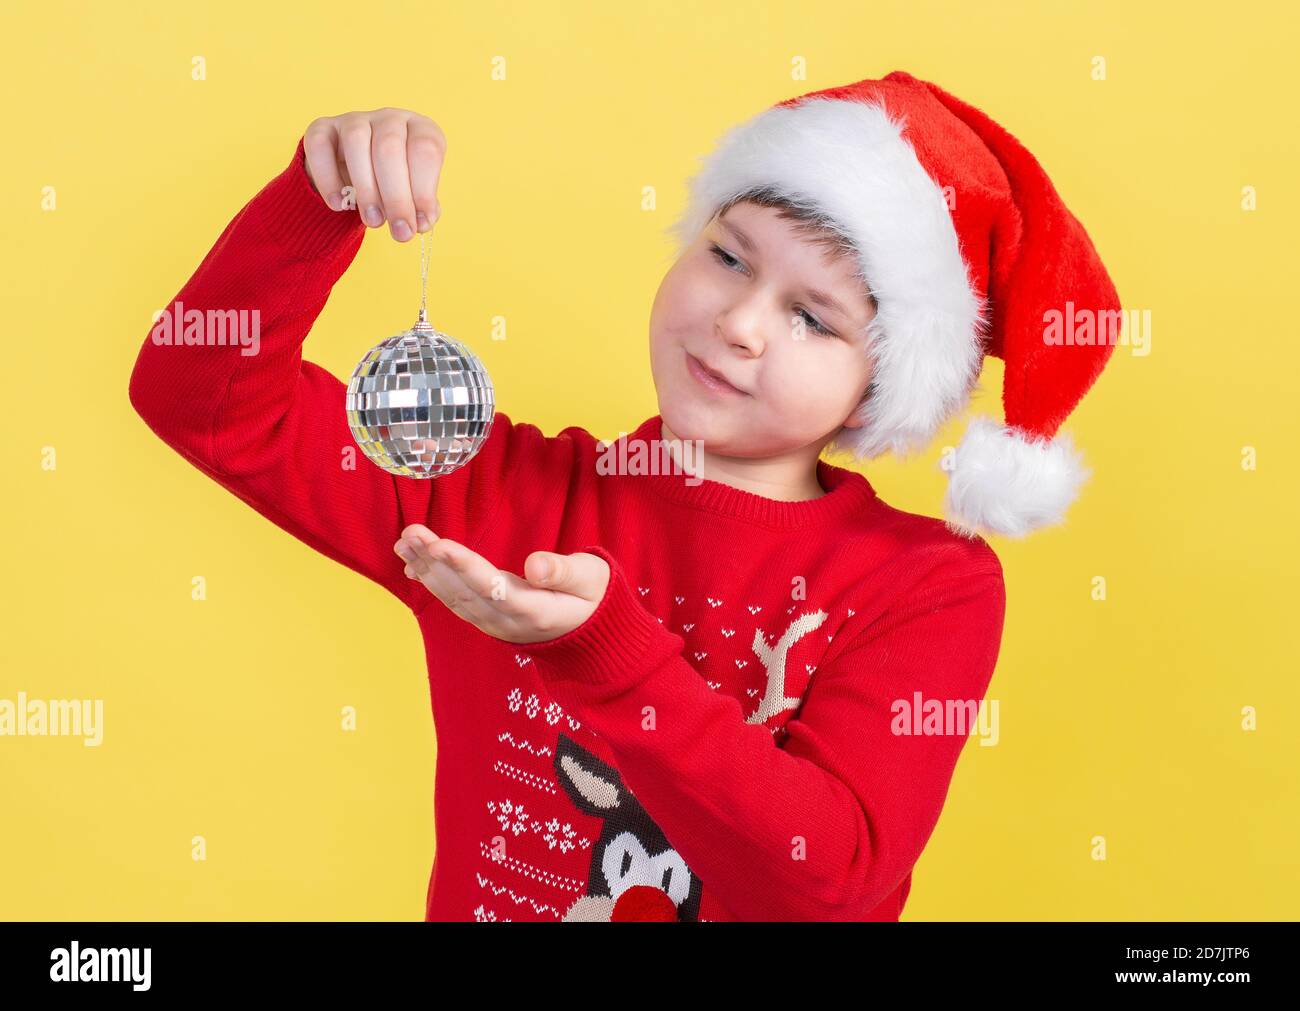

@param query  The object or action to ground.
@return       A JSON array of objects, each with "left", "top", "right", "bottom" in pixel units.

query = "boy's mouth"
[{"left": 685, "top": 351, "right": 749, "bottom": 397}]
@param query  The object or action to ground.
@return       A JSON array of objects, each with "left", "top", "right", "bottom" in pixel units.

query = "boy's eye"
[
  {"left": 709, "top": 243, "right": 835, "bottom": 338},
  {"left": 709, "top": 243, "right": 744, "bottom": 273},
  {"left": 794, "top": 308, "right": 832, "bottom": 337}
]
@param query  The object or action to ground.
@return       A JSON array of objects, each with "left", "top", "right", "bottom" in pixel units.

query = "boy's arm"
[
  {"left": 521, "top": 546, "right": 1007, "bottom": 921},
  {"left": 129, "top": 137, "right": 532, "bottom": 610}
]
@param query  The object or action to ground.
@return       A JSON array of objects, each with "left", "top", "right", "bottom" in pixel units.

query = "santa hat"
[{"left": 667, "top": 70, "right": 1121, "bottom": 539}]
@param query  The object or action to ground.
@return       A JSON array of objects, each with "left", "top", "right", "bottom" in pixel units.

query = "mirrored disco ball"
[{"left": 345, "top": 320, "right": 495, "bottom": 479}]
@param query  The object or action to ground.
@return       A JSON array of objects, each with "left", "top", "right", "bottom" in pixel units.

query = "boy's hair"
[
  {"left": 711, "top": 189, "right": 881, "bottom": 445},
  {"left": 714, "top": 188, "right": 872, "bottom": 299}
]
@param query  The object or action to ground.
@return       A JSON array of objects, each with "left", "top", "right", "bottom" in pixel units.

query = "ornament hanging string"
[{"left": 415, "top": 230, "right": 432, "bottom": 331}]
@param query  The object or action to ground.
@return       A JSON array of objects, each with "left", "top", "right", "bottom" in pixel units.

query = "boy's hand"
[
  {"left": 301, "top": 107, "right": 447, "bottom": 242},
  {"left": 394, "top": 525, "right": 610, "bottom": 644}
]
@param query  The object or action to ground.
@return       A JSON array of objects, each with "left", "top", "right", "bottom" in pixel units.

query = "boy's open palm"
[{"left": 394, "top": 525, "right": 610, "bottom": 644}]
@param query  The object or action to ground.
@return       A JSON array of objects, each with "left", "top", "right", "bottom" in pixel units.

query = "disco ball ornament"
[{"left": 345, "top": 314, "right": 495, "bottom": 479}]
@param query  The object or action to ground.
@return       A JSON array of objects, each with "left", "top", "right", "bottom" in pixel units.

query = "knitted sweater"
[{"left": 128, "top": 137, "right": 1007, "bottom": 922}]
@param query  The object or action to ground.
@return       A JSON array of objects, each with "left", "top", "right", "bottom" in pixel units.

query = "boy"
[{"left": 129, "top": 70, "right": 1119, "bottom": 921}]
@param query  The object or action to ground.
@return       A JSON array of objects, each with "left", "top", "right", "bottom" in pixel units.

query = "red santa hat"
[{"left": 668, "top": 70, "right": 1122, "bottom": 539}]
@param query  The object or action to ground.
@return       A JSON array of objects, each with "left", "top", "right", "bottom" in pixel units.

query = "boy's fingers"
[
  {"left": 397, "top": 535, "right": 458, "bottom": 591},
  {"left": 303, "top": 121, "right": 346, "bottom": 210},
  {"left": 412, "top": 555, "right": 495, "bottom": 625},
  {"left": 405, "top": 117, "right": 445, "bottom": 231},
  {"left": 400, "top": 540, "right": 529, "bottom": 634},
  {"left": 338, "top": 116, "right": 384, "bottom": 228},
  {"left": 395, "top": 526, "right": 435, "bottom": 567},
  {"left": 429, "top": 540, "right": 537, "bottom": 616},
  {"left": 371, "top": 114, "right": 417, "bottom": 241},
  {"left": 399, "top": 524, "right": 439, "bottom": 550}
]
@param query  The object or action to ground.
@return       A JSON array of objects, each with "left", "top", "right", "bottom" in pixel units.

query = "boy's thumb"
[
  {"left": 529, "top": 552, "right": 564, "bottom": 586},
  {"left": 527, "top": 551, "right": 609, "bottom": 601}
]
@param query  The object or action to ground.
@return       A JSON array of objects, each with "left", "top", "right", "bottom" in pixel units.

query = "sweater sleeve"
[
  {"left": 128, "top": 136, "right": 540, "bottom": 611},
  {"left": 520, "top": 544, "right": 1007, "bottom": 921}
]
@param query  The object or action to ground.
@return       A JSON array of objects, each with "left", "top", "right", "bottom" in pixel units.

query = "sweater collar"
[{"left": 610, "top": 415, "right": 881, "bottom": 530}]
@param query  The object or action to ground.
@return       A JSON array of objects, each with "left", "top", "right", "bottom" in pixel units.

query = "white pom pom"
[{"left": 942, "top": 416, "right": 1091, "bottom": 539}]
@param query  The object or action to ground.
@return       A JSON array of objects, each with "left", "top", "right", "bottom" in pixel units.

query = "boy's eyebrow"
[
  {"left": 803, "top": 285, "right": 851, "bottom": 319},
  {"left": 717, "top": 215, "right": 854, "bottom": 320},
  {"left": 717, "top": 216, "right": 757, "bottom": 255}
]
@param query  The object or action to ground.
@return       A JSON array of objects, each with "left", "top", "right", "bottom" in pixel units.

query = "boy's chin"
[{"left": 658, "top": 396, "right": 744, "bottom": 444}]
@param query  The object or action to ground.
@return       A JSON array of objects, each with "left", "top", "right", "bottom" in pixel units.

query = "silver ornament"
[{"left": 344, "top": 232, "right": 495, "bottom": 479}]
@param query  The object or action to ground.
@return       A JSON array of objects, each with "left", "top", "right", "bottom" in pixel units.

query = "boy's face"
[{"left": 649, "top": 201, "right": 877, "bottom": 459}]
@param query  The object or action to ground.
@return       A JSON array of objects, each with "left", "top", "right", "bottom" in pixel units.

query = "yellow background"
[{"left": 2, "top": 0, "right": 1296, "bottom": 920}]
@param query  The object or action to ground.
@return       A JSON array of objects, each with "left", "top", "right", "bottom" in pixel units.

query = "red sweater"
[{"left": 129, "top": 137, "right": 1007, "bottom": 922}]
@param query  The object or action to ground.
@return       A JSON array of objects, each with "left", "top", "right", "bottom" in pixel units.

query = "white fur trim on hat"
[
  {"left": 942, "top": 415, "right": 1092, "bottom": 539},
  {"left": 668, "top": 96, "right": 990, "bottom": 461}
]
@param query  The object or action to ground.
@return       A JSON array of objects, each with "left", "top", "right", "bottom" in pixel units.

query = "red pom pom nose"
[{"left": 610, "top": 885, "right": 678, "bottom": 922}]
